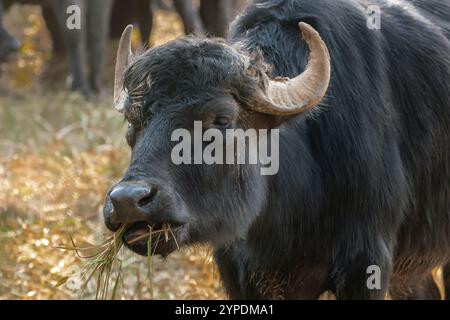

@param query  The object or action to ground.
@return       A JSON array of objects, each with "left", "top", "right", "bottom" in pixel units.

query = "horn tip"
[
  {"left": 298, "top": 22, "right": 307, "bottom": 28},
  {"left": 298, "top": 22, "right": 314, "bottom": 36},
  {"left": 123, "top": 24, "right": 134, "bottom": 36}
]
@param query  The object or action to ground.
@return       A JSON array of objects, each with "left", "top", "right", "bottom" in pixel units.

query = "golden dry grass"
[{"left": 0, "top": 5, "right": 224, "bottom": 300}]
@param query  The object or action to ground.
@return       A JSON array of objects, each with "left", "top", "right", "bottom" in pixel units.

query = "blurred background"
[{"left": 0, "top": 0, "right": 248, "bottom": 299}]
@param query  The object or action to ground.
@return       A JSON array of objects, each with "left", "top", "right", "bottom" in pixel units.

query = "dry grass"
[
  {"left": 57, "top": 225, "right": 128, "bottom": 300},
  {"left": 0, "top": 6, "right": 224, "bottom": 300},
  {"left": 56, "top": 223, "right": 182, "bottom": 300}
]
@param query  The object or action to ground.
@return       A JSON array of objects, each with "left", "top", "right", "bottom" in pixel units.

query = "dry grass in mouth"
[
  {"left": 127, "top": 223, "right": 180, "bottom": 250},
  {"left": 57, "top": 223, "right": 179, "bottom": 300}
]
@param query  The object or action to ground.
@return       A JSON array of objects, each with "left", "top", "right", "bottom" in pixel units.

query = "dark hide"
[
  {"left": 104, "top": 0, "right": 450, "bottom": 299},
  {"left": 224, "top": 0, "right": 450, "bottom": 299}
]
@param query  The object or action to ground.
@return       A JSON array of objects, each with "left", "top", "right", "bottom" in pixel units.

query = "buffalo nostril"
[
  {"left": 109, "top": 182, "right": 157, "bottom": 216},
  {"left": 103, "top": 200, "right": 120, "bottom": 231},
  {"left": 137, "top": 187, "right": 157, "bottom": 207}
]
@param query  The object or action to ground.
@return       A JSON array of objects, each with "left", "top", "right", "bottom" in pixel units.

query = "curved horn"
[
  {"left": 114, "top": 25, "right": 133, "bottom": 112},
  {"left": 253, "top": 22, "right": 331, "bottom": 115}
]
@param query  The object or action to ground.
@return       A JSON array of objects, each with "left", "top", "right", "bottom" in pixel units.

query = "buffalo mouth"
[{"left": 122, "top": 221, "right": 181, "bottom": 257}]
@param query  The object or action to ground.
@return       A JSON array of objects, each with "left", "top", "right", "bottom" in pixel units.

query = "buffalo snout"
[{"left": 103, "top": 180, "right": 187, "bottom": 231}]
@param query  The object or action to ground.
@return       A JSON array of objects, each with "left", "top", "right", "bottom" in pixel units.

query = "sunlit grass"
[
  {"left": 53, "top": 223, "right": 182, "bottom": 300},
  {"left": 0, "top": 92, "right": 224, "bottom": 300}
]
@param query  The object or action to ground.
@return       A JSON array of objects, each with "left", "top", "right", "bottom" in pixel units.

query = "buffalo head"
[{"left": 103, "top": 23, "right": 330, "bottom": 257}]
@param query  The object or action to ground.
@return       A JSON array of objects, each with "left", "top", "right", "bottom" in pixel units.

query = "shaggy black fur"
[{"left": 104, "top": 0, "right": 450, "bottom": 299}]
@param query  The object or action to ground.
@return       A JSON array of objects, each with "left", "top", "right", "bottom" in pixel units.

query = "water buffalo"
[
  {"left": 0, "top": 1, "right": 19, "bottom": 63},
  {"left": 2, "top": 0, "right": 113, "bottom": 94},
  {"left": 52, "top": 0, "right": 113, "bottom": 94},
  {"left": 110, "top": 0, "right": 248, "bottom": 42},
  {"left": 2, "top": 0, "right": 244, "bottom": 93},
  {"left": 199, "top": 0, "right": 247, "bottom": 37},
  {"left": 103, "top": 0, "right": 450, "bottom": 299}
]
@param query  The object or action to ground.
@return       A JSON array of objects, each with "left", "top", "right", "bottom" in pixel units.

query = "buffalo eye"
[
  {"left": 213, "top": 116, "right": 232, "bottom": 128},
  {"left": 126, "top": 123, "right": 137, "bottom": 147}
]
